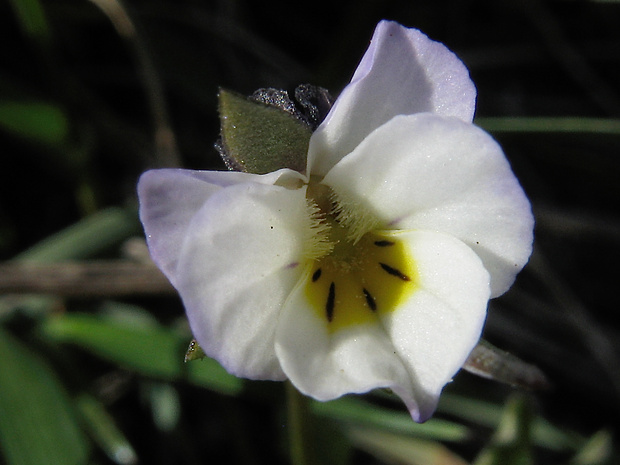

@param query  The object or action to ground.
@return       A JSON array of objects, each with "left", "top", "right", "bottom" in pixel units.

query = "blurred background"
[{"left": 1, "top": 0, "right": 620, "bottom": 464}]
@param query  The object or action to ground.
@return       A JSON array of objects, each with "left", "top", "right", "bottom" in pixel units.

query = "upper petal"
[
  {"left": 322, "top": 113, "right": 534, "bottom": 297},
  {"left": 174, "top": 181, "right": 311, "bottom": 380},
  {"left": 137, "top": 168, "right": 305, "bottom": 284},
  {"left": 308, "top": 20, "right": 476, "bottom": 176}
]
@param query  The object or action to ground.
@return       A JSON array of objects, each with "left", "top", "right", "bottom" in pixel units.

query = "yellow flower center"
[{"left": 304, "top": 181, "right": 418, "bottom": 332}]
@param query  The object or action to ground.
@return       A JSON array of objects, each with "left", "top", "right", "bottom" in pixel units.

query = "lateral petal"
[
  {"left": 169, "top": 179, "right": 309, "bottom": 380},
  {"left": 137, "top": 168, "right": 305, "bottom": 284}
]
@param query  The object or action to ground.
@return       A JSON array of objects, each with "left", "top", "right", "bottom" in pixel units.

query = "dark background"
[{"left": 1, "top": 1, "right": 620, "bottom": 464}]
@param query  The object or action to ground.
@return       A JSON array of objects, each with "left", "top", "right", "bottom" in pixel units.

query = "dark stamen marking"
[
  {"left": 363, "top": 288, "right": 377, "bottom": 311},
  {"left": 374, "top": 240, "right": 395, "bottom": 247},
  {"left": 379, "top": 263, "right": 411, "bottom": 281},
  {"left": 326, "top": 282, "right": 336, "bottom": 322},
  {"left": 312, "top": 268, "right": 322, "bottom": 282}
]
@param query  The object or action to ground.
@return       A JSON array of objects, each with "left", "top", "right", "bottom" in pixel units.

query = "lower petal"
[
  {"left": 275, "top": 265, "right": 416, "bottom": 401},
  {"left": 379, "top": 230, "right": 490, "bottom": 421},
  {"left": 275, "top": 229, "right": 490, "bottom": 422}
]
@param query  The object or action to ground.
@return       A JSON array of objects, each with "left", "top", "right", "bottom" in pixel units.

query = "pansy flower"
[{"left": 138, "top": 20, "right": 534, "bottom": 422}]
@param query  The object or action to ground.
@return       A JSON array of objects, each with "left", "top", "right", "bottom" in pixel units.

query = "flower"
[{"left": 137, "top": 20, "right": 534, "bottom": 422}]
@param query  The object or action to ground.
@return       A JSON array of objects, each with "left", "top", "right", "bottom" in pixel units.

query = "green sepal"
[
  {"left": 184, "top": 338, "right": 206, "bottom": 362},
  {"left": 463, "top": 339, "right": 550, "bottom": 391},
  {"left": 218, "top": 89, "right": 311, "bottom": 174}
]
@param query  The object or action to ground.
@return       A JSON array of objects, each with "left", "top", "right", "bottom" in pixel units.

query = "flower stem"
[{"left": 286, "top": 381, "right": 316, "bottom": 465}]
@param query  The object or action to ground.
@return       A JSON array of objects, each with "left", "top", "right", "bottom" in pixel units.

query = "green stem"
[
  {"left": 475, "top": 116, "right": 620, "bottom": 135},
  {"left": 286, "top": 382, "right": 316, "bottom": 465}
]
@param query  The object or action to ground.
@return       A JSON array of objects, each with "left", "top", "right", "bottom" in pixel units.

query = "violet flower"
[{"left": 138, "top": 20, "right": 534, "bottom": 422}]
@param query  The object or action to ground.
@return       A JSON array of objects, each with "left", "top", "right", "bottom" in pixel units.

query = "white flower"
[{"left": 138, "top": 20, "right": 534, "bottom": 422}]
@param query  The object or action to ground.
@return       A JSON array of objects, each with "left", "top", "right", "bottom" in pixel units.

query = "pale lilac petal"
[
  {"left": 275, "top": 266, "right": 418, "bottom": 408},
  {"left": 174, "top": 181, "right": 311, "bottom": 380},
  {"left": 308, "top": 20, "right": 476, "bottom": 176},
  {"left": 137, "top": 168, "right": 305, "bottom": 285},
  {"left": 378, "top": 230, "right": 490, "bottom": 421},
  {"left": 323, "top": 113, "right": 533, "bottom": 297},
  {"left": 275, "top": 229, "right": 489, "bottom": 422}
]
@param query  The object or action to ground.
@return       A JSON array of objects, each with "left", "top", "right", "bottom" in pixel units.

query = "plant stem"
[{"left": 286, "top": 382, "right": 316, "bottom": 465}]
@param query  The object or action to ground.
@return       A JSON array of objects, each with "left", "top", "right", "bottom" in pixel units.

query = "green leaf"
[
  {"left": 1, "top": 208, "right": 139, "bottom": 321},
  {"left": 475, "top": 116, "right": 620, "bottom": 135},
  {"left": 218, "top": 89, "right": 311, "bottom": 174},
  {"left": 0, "top": 101, "right": 68, "bottom": 146},
  {"left": 7, "top": 0, "right": 50, "bottom": 43},
  {"left": 437, "top": 393, "right": 580, "bottom": 452},
  {"left": 143, "top": 383, "right": 181, "bottom": 433},
  {"left": 75, "top": 394, "right": 137, "bottom": 465},
  {"left": 347, "top": 427, "right": 470, "bottom": 465},
  {"left": 40, "top": 312, "right": 243, "bottom": 395},
  {"left": 473, "top": 394, "right": 533, "bottom": 465},
  {"left": 312, "top": 396, "right": 470, "bottom": 443},
  {"left": 16, "top": 207, "right": 140, "bottom": 263},
  {"left": 0, "top": 326, "right": 89, "bottom": 465},
  {"left": 570, "top": 430, "right": 614, "bottom": 465}
]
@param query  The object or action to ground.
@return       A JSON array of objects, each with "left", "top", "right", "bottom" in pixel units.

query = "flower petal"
[
  {"left": 323, "top": 113, "right": 533, "bottom": 297},
  {"left": 275, "top": 230, "right": 489, "bottom": 422},
  {"left": 308, "top": 20, "right": 476, "bottom": 176},
  {"left": 137, "top": 168, "right": 305, "bottom": 284},
  {"left": 275, "top": 265, "right": 417, "bottom": 405},
  {"left": 173, "top": 180, "right": 311, "bottom": 380},
  {"left": 378, "top": 230, "right": 490, "bottom": 421}
]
